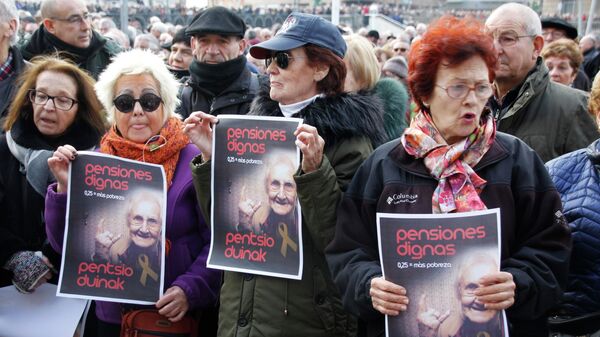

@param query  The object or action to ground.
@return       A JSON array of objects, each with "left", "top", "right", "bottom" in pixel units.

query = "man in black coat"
[
  {"left": 19, "top": 0, "right": 120, "bottom": 79},
  {"left": 177, "top": 7, "right": 259, "bottom": 118}
]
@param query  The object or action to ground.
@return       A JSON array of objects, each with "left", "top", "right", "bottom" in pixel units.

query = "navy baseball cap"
[{"left": 250, "top": 12, "right": 347, "bottom": 59}]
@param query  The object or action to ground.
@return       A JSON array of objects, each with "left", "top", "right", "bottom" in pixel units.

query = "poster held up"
[
  {"left": 377, "top": 209, "right": 509, "bottom": 337},
  {"left": 58, "top": 151, "right": 166, "bottom": 305},
  {"left": 208, "top": 115, "right": 303, "bottom": 280}
]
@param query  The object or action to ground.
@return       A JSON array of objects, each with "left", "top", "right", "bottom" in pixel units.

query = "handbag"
[
  {"left": 548, "top": 312, "right": 600, "bottom": 336},
  {"left": 121, "top": 309, "right": 198, "bottom": 337}
]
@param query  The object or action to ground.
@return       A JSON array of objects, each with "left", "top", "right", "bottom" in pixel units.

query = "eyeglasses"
[
  {"left": 265, "top": 52, "right": 305, "bottom": 70},
  {"left": 29, "top": 89, "right": 78, "bottom": 111},
  {"left": 542, "top": 30, "right": 566, "bottom": 40},
  {"left": 436, "top": 83, "right": 493, "bottom": 100},
  {"left": 113, "top": 93, "right": 163, "bottom": 113},
  {"left": 490, "top": 33, "right": 535, "bottom": 47},
  {"left": 50, "top": 13, "right": 90, "bottom": 25},
  {"left": 394, "top": 47, "right": 408, "bottom": 52},
  {"left": 130, "top": 215, "right": 160, "bottom": 230}
]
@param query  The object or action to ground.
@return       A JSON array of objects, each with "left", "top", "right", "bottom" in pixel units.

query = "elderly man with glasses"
[
  {"left": 485, "top": 2, "right": 598, "bottom": 162},
  {"left": 19, "top": 0, "right": 120, "bottom": 79}
]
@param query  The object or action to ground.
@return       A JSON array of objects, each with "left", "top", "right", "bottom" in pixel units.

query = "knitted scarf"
[
  {"left": 401, "top": 111, "right": 496, "bottom": 213},
  {"left": 100, "top": 117, "right": 189, "bottom": 186}
]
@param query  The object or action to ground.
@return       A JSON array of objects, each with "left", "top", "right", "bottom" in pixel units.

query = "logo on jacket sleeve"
[{"left": 387, "top": 193, "right": 418, "bottom": 205}]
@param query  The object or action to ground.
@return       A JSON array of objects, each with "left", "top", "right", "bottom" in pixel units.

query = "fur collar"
[{"left": 249, "top": 88, "right": 387, "bottom": 148}]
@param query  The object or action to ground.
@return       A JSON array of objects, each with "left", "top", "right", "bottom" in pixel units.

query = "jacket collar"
[
  {"left": 497, "top": 57, "right": 549, "bottom": 121},
  {"left": 249, "top": 88, "right": 387, "bottom": 148},
  {"left": 389, "top": 133, "right": 509, "bottom": 178},
  {"left": 185, "top": 67, "right": 257, "bottom": 111}
]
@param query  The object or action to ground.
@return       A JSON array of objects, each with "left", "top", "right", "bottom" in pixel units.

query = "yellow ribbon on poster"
[
  {"left": 138, "top": 254, "right": 158, "bottom": 286},
  {"left": 278, "top": 223, "right": 298, "bottom": 257}
]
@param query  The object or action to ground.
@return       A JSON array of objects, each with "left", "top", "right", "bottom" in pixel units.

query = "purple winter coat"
[{"left": 45, "top": 144, "right": 221, "bottom": 324}]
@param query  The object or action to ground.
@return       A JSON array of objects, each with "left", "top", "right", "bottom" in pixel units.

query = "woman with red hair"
[{"left": 327, "top": 16, "right": 570, "bottom": 337}]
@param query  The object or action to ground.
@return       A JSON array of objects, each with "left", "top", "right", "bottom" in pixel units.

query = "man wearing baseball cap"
[{"left": 177, "top": 6, "right": 259, "bottom": 118}]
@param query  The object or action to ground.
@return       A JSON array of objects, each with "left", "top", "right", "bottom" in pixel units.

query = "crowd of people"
[{"left": 1, "top": 0, "right": 600, "bottom": 336}]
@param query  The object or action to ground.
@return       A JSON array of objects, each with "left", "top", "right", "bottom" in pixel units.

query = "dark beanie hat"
[{"left": 186, "top": 6, "right": 246, "bottom": 38}]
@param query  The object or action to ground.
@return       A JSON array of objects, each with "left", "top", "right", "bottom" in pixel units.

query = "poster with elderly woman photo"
[
  {"left": 207, "top": 115, "right": 303, "bottom": 279},
  {"left": 377, "top": 209, "right": 508, "bottom": 337},
  {"left": 57, "top": 151, "right": 166, "bottom": 305}
]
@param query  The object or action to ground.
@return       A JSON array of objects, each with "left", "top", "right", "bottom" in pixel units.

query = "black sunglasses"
[
  {"left": 265, "top": 52, "right": 304, "bottom": 70},
  {"left": 113, "top": 93, "right": 163, "bottom": 113}
]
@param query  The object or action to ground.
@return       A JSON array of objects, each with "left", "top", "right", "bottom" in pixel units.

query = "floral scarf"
[
  {"left": 401, "top": 111, "right": 496, "bottom": 213},
  {"left": 100, "top": 117, "right": 189, "bottom": 186}
]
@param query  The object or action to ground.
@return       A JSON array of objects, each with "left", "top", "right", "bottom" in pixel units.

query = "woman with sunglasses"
[
  {"left": 0, "top": 56, "right": 105, "bottom": 292},
  {"left": 44, "top": 49, "right": 221, "bottom": 336},
  {"left": 327, "top": 16, "right": 570, "bottom": 337},
  {"left": 184, "top": 12, "right": 385, "bottom": 337}
]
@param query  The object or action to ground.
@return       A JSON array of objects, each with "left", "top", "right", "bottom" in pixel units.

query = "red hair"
[
  {"left": 304, "top": 44, "right": 347, "bottom": 96},
  {"left": 408, "top": 16, "right": 497, "bottom": 112}
]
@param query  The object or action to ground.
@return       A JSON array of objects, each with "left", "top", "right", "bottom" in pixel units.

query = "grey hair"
[
  {"left": 487, "top": 3, "right": 542, "bottom": 36},
  {"left": 95, "top": 49, "right": 181, "bottom": 124},
  {"left": 134, "top": 33, "right": 160, "bottom": 53},
  {"left": 0, "top": 0, "right": 19, "bottom": 45},
  {"left": 151, "top": 22, "right": 167, "bottom": 35}
]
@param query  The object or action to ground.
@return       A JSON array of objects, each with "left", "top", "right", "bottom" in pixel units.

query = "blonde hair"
[
  {"left": 94, "top": 49, "right": 181, "bottom": 124},
  {"left": 343, "top": 34, "right": 381, "bottom": 91},
  {"left": 590, "top": 74, "right": 600, "bottom": 119}
]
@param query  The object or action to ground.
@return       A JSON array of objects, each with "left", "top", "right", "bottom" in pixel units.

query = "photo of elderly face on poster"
[
  {"left": 236, "top": 153, "right": 299, "bottom": 260},
  {"left": 89, "top": 189, "right": 164, "bottom": 301},
  {"left": 417, "top": 252, "right": 505, "bottom": 337}
]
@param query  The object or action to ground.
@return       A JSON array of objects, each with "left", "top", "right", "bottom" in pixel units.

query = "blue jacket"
[{"left": 546, "top": 139, "right": 600, "bottom": 315}]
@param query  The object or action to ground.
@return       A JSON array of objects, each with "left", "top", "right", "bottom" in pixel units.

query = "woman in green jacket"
[{"left": 183, "top": 12, "right": 385, "bottom": 337}]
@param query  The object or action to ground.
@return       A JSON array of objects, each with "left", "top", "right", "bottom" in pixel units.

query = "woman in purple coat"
[{"left": 44, "top": 49, "right": 221, "bottom": 336}]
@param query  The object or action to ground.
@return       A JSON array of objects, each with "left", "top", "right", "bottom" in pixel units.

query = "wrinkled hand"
[
  {"left": 94, "top": 219, "right": 121, "bottom": 260},
  {"left": 238, "top": 185, "right": 261, "bottom": 232},
  {"left": 294, "top": 124, "right": 324, "bottom": 174},
  {"left": 475, "top": 271, "right": 515, "bottom": 310},
  {"left": 369, "top": 276, "right": 409, "bottom": 316},
  {"left": 417, "top": 293, "right": 450, "bottom": 337},
  {"left": 47, "top": 145, "right": 78, "bottom": 193},
  {"left": 182, "top": 111, "right": 218, "bottom": 161},
  {"left": 156, "top": 286, "right": 189, "bottom": 322}
]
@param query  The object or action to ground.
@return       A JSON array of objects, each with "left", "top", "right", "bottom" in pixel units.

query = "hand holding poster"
[
  {"left": 57, "top": 151, "right": 166, "bottom": 305},
  {"left": 207, "top": 115, "right": 303, "bottom": 279},
  {"left": 376, "top": 209, "right": 509, "bottom": 337}
]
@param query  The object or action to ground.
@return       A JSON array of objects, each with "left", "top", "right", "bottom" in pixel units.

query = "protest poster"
[
  {"left": 57, "top": 151, "right": 166, "bottom": 305},
  {"left": 207, "top": 115, "right": 303, "bottom": 279},
  {"left": 377, "top": 209, "right": 509, "bottom": 337}
]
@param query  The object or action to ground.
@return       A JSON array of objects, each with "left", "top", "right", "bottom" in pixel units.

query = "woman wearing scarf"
[
  {"left": 0, "top": 56, "right": 105, "bottom": 292},
  {"left": 326, "top": 16, "right": 571, "bottom": 337},
  {"left": 45, "top": 49, "right": 221, "bottom": 336}
]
